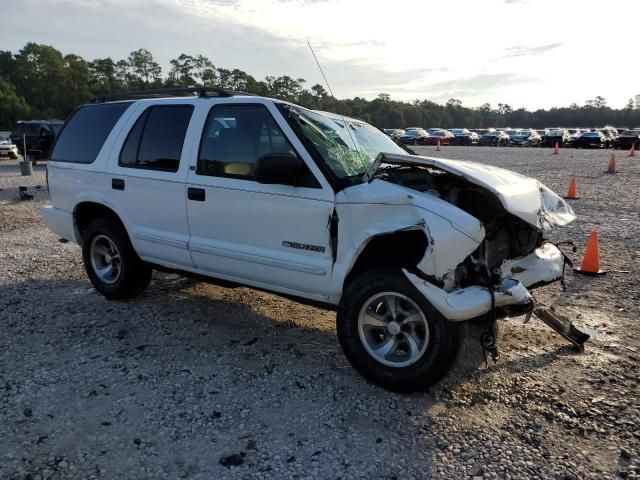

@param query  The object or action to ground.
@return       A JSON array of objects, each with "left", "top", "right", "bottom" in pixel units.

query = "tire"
[
  {"left": 336, "top": 267, "right": 464, "bottom": 392},
  {"left": 81, "top": 217, "right": 152, "bottom": 300}
]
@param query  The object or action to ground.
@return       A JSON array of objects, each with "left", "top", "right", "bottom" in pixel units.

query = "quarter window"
[
  {"left": 198, "top": 104, "right": 309, "bottom": 182},
  {"left": 51, "top": 102, "right": 132, "bottom": 164},
  {"left": 119, "top": 105, "right": 193, "bottom": 172}
]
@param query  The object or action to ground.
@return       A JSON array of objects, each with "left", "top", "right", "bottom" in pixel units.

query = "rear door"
[
  {"left": 107, "top": 102, "right": 196, "bottom": 268},
  {"left": 185, "top": 100, "right": 335, "bottom": 300}
]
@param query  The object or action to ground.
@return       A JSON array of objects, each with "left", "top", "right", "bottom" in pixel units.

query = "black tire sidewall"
[
  {"left": 81, "top": 218, "right": 151, "bottom": 300},
  {"left": 337, "top": 268, "right": 462, "bottom": 392}
]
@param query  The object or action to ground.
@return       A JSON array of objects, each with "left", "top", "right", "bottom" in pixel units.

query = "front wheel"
[
  {"left": 82, "top": 218, "right": 152, "bottom": 300},
  {"left": 337, "top": 268, "right": 463, "bottom": 392}
]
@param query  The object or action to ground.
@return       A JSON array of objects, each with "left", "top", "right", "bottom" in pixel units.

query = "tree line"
[{"left": 2, "top": 42, "right": 640, "bottom": 131}]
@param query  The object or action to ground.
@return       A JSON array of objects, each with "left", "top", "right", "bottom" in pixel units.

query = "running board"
[{"left": 533, "top": 305, "right": 590, "bottom": 350}]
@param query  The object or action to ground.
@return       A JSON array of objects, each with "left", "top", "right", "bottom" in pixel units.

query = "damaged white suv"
[{"left": 42, "top": 88, "right": 578, "bottom": 391}]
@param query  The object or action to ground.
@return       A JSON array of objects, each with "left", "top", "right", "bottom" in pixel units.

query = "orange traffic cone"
[
  {"left": 553, "top": 142, "right": 559, "bottom": 155},
  {"left": 606, "top": 152, "right": 616, "bottom": 173},
  {"left": 629, "top": 143, "right": 636, "bottom": 157},
  {"left": 436, "top": 140, "right": 441, "bottom": 152},
  {"left": 564, "top": 177, "right": 578, "bottom": 199},
  {"left": 574, "top": 230, "right": 606, "bottom": 276}
]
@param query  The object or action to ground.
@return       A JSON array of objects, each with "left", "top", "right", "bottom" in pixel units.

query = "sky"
[{"left": 3, "top": 0, "right": 639, "bottom": 110}]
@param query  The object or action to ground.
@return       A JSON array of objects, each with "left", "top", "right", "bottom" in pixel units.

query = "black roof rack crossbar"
[{"left": 90, "top": 87, "right": 242, "bottom": 103}]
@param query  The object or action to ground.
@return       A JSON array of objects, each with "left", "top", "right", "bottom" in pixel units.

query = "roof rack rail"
[{"left": 90, "top": 87, "right": 242, "bottom": 103}]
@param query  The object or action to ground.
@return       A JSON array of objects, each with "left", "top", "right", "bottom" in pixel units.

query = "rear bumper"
[
  {"left": 41, "top": 205, "right": 77, "bottom": 242},
  {"left": 404, "top": 243, "right": 565, "bottom": 321}
]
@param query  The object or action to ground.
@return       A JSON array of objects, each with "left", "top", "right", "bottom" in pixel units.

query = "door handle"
[
  {"left": 112, "top": 178, "right": 125, "bottom": 191},
  {"left": 188, "top": 187, "right": 205, "bottom": 201}
]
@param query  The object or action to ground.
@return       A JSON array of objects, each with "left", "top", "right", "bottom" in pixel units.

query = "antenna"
[{"left": 307, "top": 42, "right": 360, "bottom": 153}]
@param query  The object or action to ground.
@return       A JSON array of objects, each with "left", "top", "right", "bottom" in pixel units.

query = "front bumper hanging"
[{"left": 404, "top": 242, "right": 591, "bottom": 349}]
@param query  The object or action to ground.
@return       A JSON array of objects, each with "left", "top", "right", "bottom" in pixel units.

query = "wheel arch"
[
  {"left": 73, "top": 201, "right": 129, "bottom": 245},
  {"left": 342, "top": 229, "right": 429, "bottom": 292}
]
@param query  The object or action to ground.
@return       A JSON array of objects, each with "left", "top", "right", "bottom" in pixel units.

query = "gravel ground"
[{"left": 1, "top": 147, "right": 639, "bottom": 480}]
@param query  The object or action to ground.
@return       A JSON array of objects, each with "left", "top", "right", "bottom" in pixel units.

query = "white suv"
[{"left": 42, "top": 88, "right": 578, "bottom": 391}]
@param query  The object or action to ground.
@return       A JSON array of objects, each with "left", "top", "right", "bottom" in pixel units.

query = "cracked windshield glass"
[{"left": 287, "top": 107, "right": 406, "bottom": 178}]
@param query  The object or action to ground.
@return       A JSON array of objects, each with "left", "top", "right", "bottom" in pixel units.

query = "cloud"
[
  {"left": 500, "top": 43, "right": 564, "bottom": 59},
  {"left": 421, "top": 73, "right": 538, "bottom": 102},
  {"left": 3, "top": 0, "right": 636, "bottom": 109}
]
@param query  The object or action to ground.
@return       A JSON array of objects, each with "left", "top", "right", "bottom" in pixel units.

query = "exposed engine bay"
[
  {"left": 348, "top": 153, "right": 590, "bottom": 353},
  {"left": 376, "top": 164, "right": 543, "bottom": 288}
]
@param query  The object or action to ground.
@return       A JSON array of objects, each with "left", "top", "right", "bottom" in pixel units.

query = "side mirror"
[{"left": 255, "top": 153, "right": 305, "bottom": 186}]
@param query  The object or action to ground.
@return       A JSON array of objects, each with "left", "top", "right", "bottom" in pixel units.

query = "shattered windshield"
[{"left": 283, "top": 106, "right": 407, "bottom": 178}]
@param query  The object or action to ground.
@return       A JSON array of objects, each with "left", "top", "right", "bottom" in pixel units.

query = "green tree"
[
  {"left": 89, "top": 58, "right": 122, "bottom": 93},
  {"left": 0, "top": 78, "right": 29, "bottom": 128},
  {"left": 63, "top": 54, "right": 92, "bottom": 113},
  {"left": 168, "top": 54, "right": 196, "bottom": 87},
  {"left": 193, "top": 55, "right": 216, "bottom": 86},
  {"left": 127, "top": 49, "right": 161, "bottom": 87},
  {"left": 12, "top": 42, "right": 67, "bottom": 117}
]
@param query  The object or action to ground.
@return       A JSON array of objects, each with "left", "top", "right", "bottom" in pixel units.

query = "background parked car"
[
  {"left": 613, "top": 129, "right": 640, "bottom": 149},
  {"left": 399, "top": 128, "right": 430, "bottom": 145},
  {"left": 598, "top": 128, "right": 617, "bottom": 148},
  {"left": 383, "top": 128, "right": 405, "bottom": 139},
  {"left": 449, "top": 128, "right": 476, "bottom": 145},
  {"left": 10, "top": 120, "right": 63, "bottom": 159},
  {"left": 574, "top": 131, "right": 607, "bottom": 148},
  {"left": 508, "top": 129, "right": 541, "bottom": 147},
  {"left": 478, "top": 130, "right": 509, "bottom": 146},
  {"left": 541, "top": 129, "right": 571, "bottom": 147},
  {"left": 0, "top": 133, "right": 19, "bottom": 159},
  {"left": 422, "top": 129, "right": 454, "bottom": 145},
  {"left": 470, "top": 128, "right": 489, "bottom": 137},
  {"left": 567, "top": 128, "right": 584, "bottom": 147}
]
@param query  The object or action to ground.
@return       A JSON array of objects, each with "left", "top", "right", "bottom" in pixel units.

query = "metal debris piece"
[
  {"left": 18, "top": 185, "right": 46, "bottom": 201},
  {"left": 534, "top": 305, "right": 590, "bottom": 350}
]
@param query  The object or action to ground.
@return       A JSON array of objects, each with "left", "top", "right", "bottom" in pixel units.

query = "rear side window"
[
  {"left": 119, "top": 105, "right": 193, "bottom": 172},
  {"left": 51, "top": 102, "right": 132, "bottom": 163}
]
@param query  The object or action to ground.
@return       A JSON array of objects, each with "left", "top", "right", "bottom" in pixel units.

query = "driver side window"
[{"left": 197, "top": 104, "right": 320, "bottom": 187}]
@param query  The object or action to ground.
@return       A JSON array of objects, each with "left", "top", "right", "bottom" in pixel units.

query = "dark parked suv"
[
  {"left": 10, "top": 120, "right": 64, "bottom": 160},
  {"left": 541, "top": 129, "right": 571, "bottom": 147},
  {"left": 574, "top": 131, "right": 607, "bottom": 149},
  {"left": 613, "top": 130, "right": 640, "bottom": 150}
]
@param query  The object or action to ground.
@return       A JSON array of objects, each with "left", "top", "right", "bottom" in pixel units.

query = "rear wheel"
[
  {"left": 337, "top": 268, "right": 463, "bottom": 392},
  {"left": 82, "top": 218, "right": 152, "bottom": 300}
]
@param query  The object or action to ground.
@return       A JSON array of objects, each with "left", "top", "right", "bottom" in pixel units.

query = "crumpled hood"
[{"left": 364, "top": 153, "right": 576, "bottom": 230}]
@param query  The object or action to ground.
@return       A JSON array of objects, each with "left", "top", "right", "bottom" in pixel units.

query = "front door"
[{"left": 186, "top": 101, "right": 335, "bottom": 300}]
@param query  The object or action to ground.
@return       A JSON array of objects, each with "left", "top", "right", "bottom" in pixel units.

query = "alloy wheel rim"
[
  {"left": 357, "top": 292, "right": 430, "bottom": 368},
  {"left": 90, "top": 234, "right": 121, "bottom": 285}
]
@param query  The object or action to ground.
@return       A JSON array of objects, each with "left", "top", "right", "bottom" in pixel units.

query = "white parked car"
[
  {"left": 42, "top": 88, "right": 578, "bottom": 391},
  {"left": 0, "top": 136, "right": 19, "bottom": 159}
]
